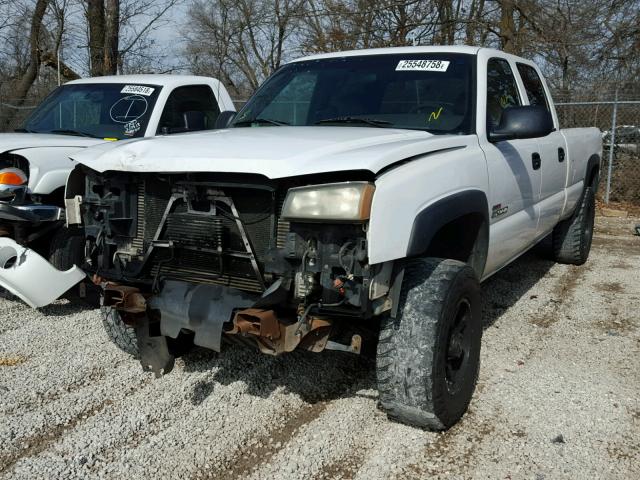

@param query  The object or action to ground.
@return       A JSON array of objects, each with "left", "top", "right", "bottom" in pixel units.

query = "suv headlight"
[{"left": 281, "top": 181, "right": 375, "bottom": 222}]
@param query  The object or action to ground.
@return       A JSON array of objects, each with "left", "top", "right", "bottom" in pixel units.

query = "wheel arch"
[
  {"left": 585, "top": 153, "right": 601, "bottom": 190},
  {"left": 406, "top": 190, "right": 489, "bottom": 278}
]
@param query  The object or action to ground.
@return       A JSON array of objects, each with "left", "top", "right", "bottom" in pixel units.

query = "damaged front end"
[{"left": 67, "top": 166, "right": 390, "bottom": 374}]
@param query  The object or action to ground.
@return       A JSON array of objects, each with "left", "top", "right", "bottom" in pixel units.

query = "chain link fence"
[
  {"left": 0, "top": 98, "right": 38, "bottom": 133},
  {"left": 556, "top": 99, "right": 640, "bottom": 205}
]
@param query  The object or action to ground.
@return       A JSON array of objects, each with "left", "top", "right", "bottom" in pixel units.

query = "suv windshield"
[
  {"left": 232, "top": 53, "right": 474, "bottom": 134},
  {"left": 22, "top": 83, "right": 162, "bottom": 139}
]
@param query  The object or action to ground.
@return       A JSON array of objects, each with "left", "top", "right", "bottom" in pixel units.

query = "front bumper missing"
[{"left": 0, "top": 237, "right": 85, "bottom": 307}]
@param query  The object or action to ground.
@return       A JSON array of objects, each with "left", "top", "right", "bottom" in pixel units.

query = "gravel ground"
[{"left": 1, "top": 215, "right": 639, "bottom": 480}]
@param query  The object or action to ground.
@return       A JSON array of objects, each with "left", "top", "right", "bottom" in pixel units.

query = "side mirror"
[
  {"left": 183, "top": 110, "right": 207, "bottom": 131},
  {"left": 488, "top": 105, "right": 554, "bottom": 142},
  {"left": 215, "top": 110, "right": 236, "bottom": 129}
]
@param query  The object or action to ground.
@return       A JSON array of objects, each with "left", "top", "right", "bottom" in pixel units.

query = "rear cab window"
[{"left": 516, "top": 63, "right": 550, "bottom": 111}]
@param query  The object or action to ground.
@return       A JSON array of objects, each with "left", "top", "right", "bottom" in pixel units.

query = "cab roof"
[
  {"left": 66, "top": 74, "right": 220, "bottom": 88},
  {"left": 291, "top": 45, "right": 485, "bottom": 63}
]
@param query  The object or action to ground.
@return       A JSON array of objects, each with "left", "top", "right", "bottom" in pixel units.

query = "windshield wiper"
[
  {"left": 233, "top": 118, "right": 290, "bottom": 127},
  {"left": 49, "top": 129, "right": 98, "bottom": 138},
  {"left": 14, "top": 127, "right": 37, "bottom": 133},
  {"left": 315, "top": 117, "right": 393, "bottom": 128}
]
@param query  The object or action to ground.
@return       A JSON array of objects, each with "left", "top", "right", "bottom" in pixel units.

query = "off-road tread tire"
[
  {"left": 377, "top": 258, "right": 482, "bottom": 431},
  {"left": 552, "top": 185, "right": 595, "bottom": 265},
  {"left": 101, "top": 306, "right": 139, "bottom": 356}
]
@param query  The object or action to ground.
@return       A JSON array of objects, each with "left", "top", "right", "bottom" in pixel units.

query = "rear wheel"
[
  {"left": 552, "top": 185, "right": 595, "bottom": 265},
  {"left": 377, "top": 258, "right": 482, "bottom": 430}
]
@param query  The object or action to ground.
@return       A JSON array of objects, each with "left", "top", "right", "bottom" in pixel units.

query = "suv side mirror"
[
  {"left": 183, "top": 110, "right": 207, "bottom": 131},
  {"left": 488, "top": 105, "right": 554, "bottom": 142},
  {"left": 215, "top": 110, "right": 236, "bottom": 129}
]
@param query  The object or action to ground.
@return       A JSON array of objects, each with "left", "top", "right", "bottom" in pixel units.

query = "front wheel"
[
  {"left": 101, "top": 306, "right": 139, "bottom": 356},
  {"left": 377, "top": 258, "right": 482, "bottom": 430}
]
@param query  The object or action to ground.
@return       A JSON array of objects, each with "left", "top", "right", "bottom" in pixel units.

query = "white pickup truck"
[
  {"left": 0, "top": 46, "right": 601, "bottom": 430},
  {"left": 0, "top": 74, "right": 234, "bottom": 252}
]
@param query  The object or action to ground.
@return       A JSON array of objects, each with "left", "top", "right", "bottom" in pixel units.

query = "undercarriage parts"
[
  {"left": 103, "top": 284, "right": 147, "bottom": 313},
  {"left": 227, "top": 307, "right": 332, "bottom": 355},
  {"left": 136, "top": 316, "right": 175, "bottom": 378},
  {"left": 149, "top": 280, "right": 257, "bottom": 352}
]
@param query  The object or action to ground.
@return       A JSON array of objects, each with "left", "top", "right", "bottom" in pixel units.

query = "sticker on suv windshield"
[
  {"left": 396, "top": 60, "right": 450, "bottom": 72},
  {"left": 121, "top": 85, "right": 155, "bottom": 96}
]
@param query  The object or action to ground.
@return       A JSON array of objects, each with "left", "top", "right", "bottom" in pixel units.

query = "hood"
[
  {"left": 70, "top": 127, "right": 475, "bottom": 178},
  {"left": 0, "top": 133, "right": 104, "bottom": 154}
]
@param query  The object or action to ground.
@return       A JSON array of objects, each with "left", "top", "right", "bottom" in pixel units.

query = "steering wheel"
[{"left": 409, "top": 102, "right": 455, "bottom": 114}]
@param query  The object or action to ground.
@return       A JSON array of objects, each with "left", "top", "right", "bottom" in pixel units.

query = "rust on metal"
[
  {"left": 227, "top": 308, "right": 332, "bottom": 355},
  {"left": 103, "top": 284, "right": 147, "bottom": 313}
]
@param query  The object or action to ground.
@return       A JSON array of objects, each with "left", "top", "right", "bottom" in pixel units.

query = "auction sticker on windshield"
[
  {"left": 395, "top": 60, "right": 450, "bottom": 72},
  {"left": 121, "top": 85, "right": 155, "bottom": 96}
]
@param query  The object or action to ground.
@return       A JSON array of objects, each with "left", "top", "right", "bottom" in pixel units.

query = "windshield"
[
  {"left": 232, "top": 53, "right": 475, "bottom": 134},
  {"left": 22, "top": 83, "right": 162, "bottom": 139}
]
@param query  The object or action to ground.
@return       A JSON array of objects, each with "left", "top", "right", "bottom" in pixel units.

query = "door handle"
[
  {"left": 532, "top": 152, "right": 541, "bottom": 170},
  {"left": 558, "top": 147, "right": 565, "bottom": 162}
]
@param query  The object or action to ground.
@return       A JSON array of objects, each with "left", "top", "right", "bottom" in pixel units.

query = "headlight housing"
[{"left": 281, "top": 181, "right": 375, "bottom": 222}]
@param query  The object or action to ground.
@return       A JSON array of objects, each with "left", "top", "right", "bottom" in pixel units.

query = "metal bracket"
[
  {"left": 325, "top": 335, "right": 362, "bottom": 355},
  {"left": 135, "top": 317, "right": 175, "bottom": 378}
]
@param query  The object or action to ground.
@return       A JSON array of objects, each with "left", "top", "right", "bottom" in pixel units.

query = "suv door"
[
  {"left": 157, "top": 84, "right": 221, "bottom": 134},
  {"left": 480, "top": 57, "right": 542, "bottom": 276},
  {"left": 516, "top": 62, "right": 568, "bottom": 235}
]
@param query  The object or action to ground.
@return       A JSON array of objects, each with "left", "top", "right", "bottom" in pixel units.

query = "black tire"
[
  {"left": 377, "top": 258, "right": 482, "bottom": 430},
  {"left": 49, "top": 226, "right": 85, "bottom": 271},
  {"left": 552, "top": 185, "right": 595, "bottom": 265},
  {"left": 101, "top": 306, "right": 139, "bottom": 356},
  {"left": 48, "top": 227, "right": 99, "bottom": 304}
]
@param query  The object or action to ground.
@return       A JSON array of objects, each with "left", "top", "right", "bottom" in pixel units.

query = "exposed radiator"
[{"left": 132, "top": 181, "right": 289, "bottom": 294}]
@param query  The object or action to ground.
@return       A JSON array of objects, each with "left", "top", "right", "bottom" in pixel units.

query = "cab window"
[
  {"left": 157, "top": 85, "right": 220, "bottom": 134},
  {"left": 486, "top": 58, "right": 521, "bottom": 129},
  {"left": 516, "top": 63, "right": 550, "bottom": 110}
]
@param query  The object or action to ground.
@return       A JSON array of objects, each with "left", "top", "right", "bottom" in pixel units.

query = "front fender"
[
  {"left": 10, "top": 146, "right": 82, "bottom": 194},
  {"left": 406, "top": 190, "right": 489, "bottom": 257},
  {"left": 367, "top": 145, "right": 489, "bottom": 264}
]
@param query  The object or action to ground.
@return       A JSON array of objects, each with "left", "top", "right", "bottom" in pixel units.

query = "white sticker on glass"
[
  {"left": 395, "top": 60, "right": 450, "bottom": 72},
  {"left": 120, "top": 85, "right": 155, "bottom": 96}
]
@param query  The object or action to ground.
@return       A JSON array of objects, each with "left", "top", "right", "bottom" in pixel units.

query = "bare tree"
[
  {"left": 185, "top": 0, "right": 305, "bottom": 97},
  {"left": 2, "top": 0, "right": 49, "bottom": 128},
  {"left": 85, "top": 0, "right": 180, "bottom": 76}
]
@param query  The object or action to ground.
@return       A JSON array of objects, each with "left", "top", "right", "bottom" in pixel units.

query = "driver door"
[{"left": 481, "top": 57, "right": 542, "bottom": 276}]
